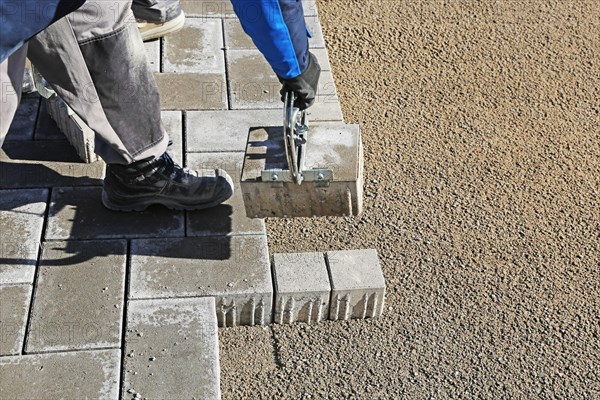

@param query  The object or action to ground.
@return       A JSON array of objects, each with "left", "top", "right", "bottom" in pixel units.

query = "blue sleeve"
[
  {"left": 1, "top": 0, "right": 85, "bottom": 62},
  {"left": 230, "top": 0, "right": 310, "bottom": 80}
]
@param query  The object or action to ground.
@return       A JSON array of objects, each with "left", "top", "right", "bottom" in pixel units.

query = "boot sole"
[{"left": 101, "top": 187, "right": 233, "bottom": 212}]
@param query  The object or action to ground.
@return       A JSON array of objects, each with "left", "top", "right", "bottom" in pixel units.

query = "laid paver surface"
[
  {"left": 1, "top": 2, "right": 348, "bottom": 398},
  {"left": 3, "top": 94, "right": 40, "bottom": 142},
  {"left": 0, "top": 141, "right": 105, "bottom": 189},
  {"left": 45, "top": 186, "right": 185, "bottom": 240}
]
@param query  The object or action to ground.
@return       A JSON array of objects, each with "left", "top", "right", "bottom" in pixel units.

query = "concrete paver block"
[
  {"left": 186, "top": 109, "right": 280, "bottom": 153},
  {"left": 326, "top": 249, "right": 386, "bottom": 320},
  {"left": 0, "top": 349, "right": 120, "bottom": 398},
  {"left": 0, "top": 284, "right": 32, "bottom": 355},
  {"left": 161, "top": 110, "right": 184, "bottom": 161},
  {"left": 310, "top": 48, "right": 332, "bottom": 71},
  {"left": 0, "top": 189, "right": 47, "bottom": 284},
  {"left": 302, "top": 0, "right": 319, "bottom": 17},
  {"left": 44, "top": 95, "right": 100, "bottom": 163},
  {"left": 164, "top": 19, "right": 224, "bottom": 73},
  {"left": 25, "top": 240, "right": 126, "bottom": 353},
  {"left": 45, "top": 186, "right": 185, "bottom": 240},
  {"left": 273, "top": 252, "right": 331, "bottom": 324},
  {"left": 181, "top": 0, "right": 316, "bottom": 18},
  {"left": 181, "top": 0, "right": 236, "bottom": 17},
  {"left": 34, "top": 100, "right": 65, "bottom": 140},
  {"left": 187, "top": 153, "right": 266, "bottom": 237},
  {"left": 4, "top": 94, "right": 40, "bottom": 141},
  {"left": 0, "top": 142, "right": 105, "bottom": 189},
  {"left": 123, "top": 297, "right": 220, "bottom": 399},
  {"left": 308, "top": 95, "right": 345, "bottom": 122},
  {"left": 144, "top": 40, "right": 160, "bottom": 72},
  {"left": 155, "top": 72, "right": 226, "bottom": 110},
  {"left": 241, "top": 124, "right": 364, "bottom": 218},
  {"left": 130, "top": 235, "right": 272, "bottom": 327},
  {"left": 227, "top": 50, "right": 336, "bottom": 109},
  {"left": 224, "top": 16, "right": 324, "bottom": 50}
]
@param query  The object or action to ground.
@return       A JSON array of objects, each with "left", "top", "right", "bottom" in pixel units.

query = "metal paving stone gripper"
[{"left": 241, "top": 94, "right": 364, "bottom": 218}]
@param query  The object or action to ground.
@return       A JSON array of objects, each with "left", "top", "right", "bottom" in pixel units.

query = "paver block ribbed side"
[{"left": 44, "top": 97, "right": 99, "bottom": 163}]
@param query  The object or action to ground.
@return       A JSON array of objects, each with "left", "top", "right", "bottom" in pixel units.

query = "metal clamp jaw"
[{"left": 261, "top": 92, "right": 333, "bottom": 186}]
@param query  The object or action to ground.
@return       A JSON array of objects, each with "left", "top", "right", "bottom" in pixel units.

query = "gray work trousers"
[{"left": 0, "top": 0, "right": 168, "bottom": 164}]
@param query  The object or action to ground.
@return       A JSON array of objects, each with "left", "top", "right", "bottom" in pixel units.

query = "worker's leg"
[
  {"left": 27, "top": 0, "right": 168, "bottom": 164},
  {"left": 0, "top": 45, "right": 27, "bottom": 148}
]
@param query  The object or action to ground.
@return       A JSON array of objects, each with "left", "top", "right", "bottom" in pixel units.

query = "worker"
[{"left": 0, "top": 0, "right": 320, "bottom": 211}]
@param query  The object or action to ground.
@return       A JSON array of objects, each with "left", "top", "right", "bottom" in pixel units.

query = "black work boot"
[{"left": 102, "top": 152, "right": 234, "bottom": 211}]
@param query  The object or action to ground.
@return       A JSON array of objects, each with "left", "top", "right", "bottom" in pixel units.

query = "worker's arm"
[{"left": 230, "top": 0, "right": 320, "bottom": 110}]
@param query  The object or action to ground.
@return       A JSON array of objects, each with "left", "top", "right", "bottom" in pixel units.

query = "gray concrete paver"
[
  {"left": 186, "top": 109, "right": 280, "bottom": 153},
  {"left": 161, "top": 110, "right": 184, "bottom": 162},
  {"left": 224, "top": 16, "right": 324, "bottom": 50},
  {"left": 0, "top": 189, "right": 47, "bottom": 284},
  {"left": 163, "top": 18, "right": 224, "bottom": 73},
  {"left": 181, "top": 0, "right": 317, "bottom": 18},
  {"left": 3, "top": 94, "right": 40, "bottom": 142},
  {"left": 0, "top": 142, "right": 105, "bottom": 189},
  {"left": 33, "top": 100, "right": 66, "bottom": 141},
  {"left": 0, "top": 349, "right": 121, "bottom": 399},
  {"left": 129, "top": 235, "right": 272, "bottom": 326},
  {"left": 0, "top": 284, "right": 32, "bottom": 355},
  {"left": 273, "top": 252, "right": 331, "bottom": 324},
  {"left": 45, "top": 186, "right": 185, "bottom": 240},
  {"left": 123, "top": 297, "right": 220, "bottom": 400},
  {"left": 25, "top": 240, "right": 126, "bottom": 353},
  {"left": 155, "top": 72, "right": 227, "bottom": 110},
  {"left": 307, "top": 94, "right": 345, "bottom": 122},
  {"left": 144, "top": 40, "right": 161, "bottom": 73},
  {"left": 187, "top": 152, "right": 266, "bottom": 237},
  {"left": 326, "top": 249, "right": 386, "bottom": 320},
  {"left": 241, "top": 124, "right": 363, "bottom": 217},
  {"left": 227, "top": 50, "right": 336, "bottom": 110},
  {"left": 181, "top": 0, "right": 235, "bottom": 18}
]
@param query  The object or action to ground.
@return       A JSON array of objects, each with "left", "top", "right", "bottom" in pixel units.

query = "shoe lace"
[{"left": 158, "top": 152, "right": 196, "bottom": 179}]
